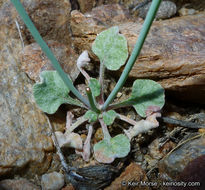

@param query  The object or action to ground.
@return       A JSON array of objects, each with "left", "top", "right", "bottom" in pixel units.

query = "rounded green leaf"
[
  {"left": 93, "top": 140, "right": 115, "bottom": 163},
  {"left": 94, "top": 134, "right": 130, "bottom": 163},
  {"left": 89, "top": 78, "right": 101, "bottom": 97},
  {"left": 111, "top": 134, "right": 130, "bottom": 157},
  {"left": 33, "top": 71, "right": 71, "bottom": 114},
  {"left": 84, "top": 110, "right": 98, "bottom": 122},
  {"left": 92, "top": 26, "right": 128, "bottom": 71},
  {"left": 130, "top": 79, "right": 165, "bottom": 117},
  {"left": 102, "top": 110, "right": 117, "bottom": 125}
]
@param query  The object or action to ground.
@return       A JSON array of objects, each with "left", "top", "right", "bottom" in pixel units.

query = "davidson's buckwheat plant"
[{"left": 11, "top": 0, "right": 163, "bottom": 163}]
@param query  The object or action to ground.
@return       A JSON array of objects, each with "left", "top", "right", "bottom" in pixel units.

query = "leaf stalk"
[{"left": 86, "top": 87, "right": 100, "bottom": 113}]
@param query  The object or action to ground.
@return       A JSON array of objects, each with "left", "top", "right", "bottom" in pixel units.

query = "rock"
[
  {"left": 148, "top": 138, "right": 176, "bottom": 160},
  {"left": 138, "top": 1, "right": 177, "bottom": 19},
  {"left": 105, "top": 162, "right": 149, "bottom": 190},
  {"left": 61, "top": 184, "right": 75, "bottom": 190},
  {"left": 71, "top": 9, "right": 205, "bottom": 103},
  {"left": 172, "top": 0, "right": 205, "bottom": 11},
  {"left": 77, "top": 0, "right": 96, "bottom": 13},
  {"left": 0, "top": 0, "right": 71, "bottom": 44},
  {"left": 158, "top": 135, "right": 205, "bottom": 180},
  {"left": 41, "top": 172, "right": 65, "bottom": 190},
  {"left": 0, "top": 37, "right": 55, "bottom": 177},
  {"left": 70, "top": 4, "right": 131, "bottom": 52},
  {"left": 20, "top": 40, "right": 80, "bottom": 82},
  {"left": 178, "top": 7, "right": 197, "bottom": 16},
  {"left": 0, "top": 179, "right": 40, "bottom": 190},
  {"left": 176, "top": 155, "right": 205, "bottom": 188}
]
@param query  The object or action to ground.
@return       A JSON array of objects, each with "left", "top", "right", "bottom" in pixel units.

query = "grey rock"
[
  {"left": 139, "top": 1, "right": 177, "bottom": 19},
  {"left": 159, "top": 135, "right": 205, "bottom": 179},
  {"left": 41, "top": 172, "right": 64, "bottom": 190}
]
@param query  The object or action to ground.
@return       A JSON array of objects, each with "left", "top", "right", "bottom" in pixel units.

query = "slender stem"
[
  {"left": 86, "top": 87, "right": 100, "bottom": 113},
  {"left": 117, "top": 113, "right": 137, "bottom": 126},
  {"left": 68, "top": 116, "right": 88, "bottom": 133},
  {"left": 102, "top": 0, "right": 162, "bottom": 110},
  {"left": 66, "top": 111, "right": 74, "bottom": 131},
  {"left": 99, "top": 62, "right": 105, "bottom": 104},
  {"left": 99, "top": 118, "right": 111, "bottom": 141},
  {"left": 78, "top": 67, "right": 91, "bottom": 82},
  {"left": 11, "top": 0, "right": 90, "bottom": 107}
]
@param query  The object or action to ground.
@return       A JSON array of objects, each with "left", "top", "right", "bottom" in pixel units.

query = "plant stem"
[
  {"left": 11, "top": 0, "right": 90, "bottom": 108},
  {"left": 102, "top": 0, "right": 162, "bottom": 110},
  {"left": 68, "top": 116, "right": 88, "bottom": 133},
  {"left": 99, "top": 62, "right": 105, "bottom": 104},
  {"left": 117, "top": 113, "right": 137, "bottom": 126},
  {"left": 99, "top": 119, "right": 111, "bottom": 141},
  {"left": 86, "top": 87, "right": 100, "bottom": 113}
]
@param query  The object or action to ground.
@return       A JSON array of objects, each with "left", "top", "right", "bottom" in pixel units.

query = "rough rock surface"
[
  {"left": 71, "top": 8, "right": 205, "bottom": 103},
  {"left": 0, "top": 179, "right": 40, "bottom": 190},
  {"left": 0, "top": 38, "right": 54, "bottom": 177},
  {"left": 159, "top": 135, "right": 205, "bottom": 180},
  {"left": 41, "top": 172, "right": 64, "bottom": 190},
  {"left": 20, "top": 40, "right": 80, "bottom": 82},
  {"left": 77, "top": 0, "right": 96, "bottom": 13},
  {"left": 105, "top": 162, "right": 148, "bottom": 190},
  {"left": 0, "top": 0, "right": 71, "bottom": 45}
]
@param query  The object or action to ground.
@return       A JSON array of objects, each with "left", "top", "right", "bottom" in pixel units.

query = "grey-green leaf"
[
  {"left": 102, "top": 110, "right": 117, "bottom": 125},
  {"left": 92, "top": 26, "right": 128, "bottom": 71},
  {"left": 84, "top": 110, "right": 98, "bottom": 122},
  {"left": 33, "top": 71, "right": 83, "bottom": 114},
  {"left": 89, "top": 78, "right": 101, "bottom": 97},
  {"left": 130, "top": 79, "right": 165, "bottom": 117},
  {"left": 94, "top": 134, "right": 130, "bottom": 163}
]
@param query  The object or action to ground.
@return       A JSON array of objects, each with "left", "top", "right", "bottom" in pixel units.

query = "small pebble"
[
  {"left": 41, "top": 172, "right": 64, "bottom": 190},
  {"left": 178, "top": 7, "right": 196, "bottom": 16},
  {"left": 94, "top": 128, "right": 103, "bottom": 142},
  {"left": 116, "top": 92, "right": 122, "bottom": 98}
]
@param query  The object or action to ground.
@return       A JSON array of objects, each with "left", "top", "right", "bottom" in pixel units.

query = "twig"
[
  {"left": 161, "top": 117, "right": 205, "bottom": 129},
  {"left": 46, "top": 116, "right": 71, "bottom": 173},
  {"left": 15, "top": 19, "right": 24, "bottom": 49},
  {"left": 46, "top": 116, "right": 86, "bottom": 181}
]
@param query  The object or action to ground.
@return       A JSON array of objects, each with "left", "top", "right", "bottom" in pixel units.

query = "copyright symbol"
[{"left": 121, "top": 181, "right": 126, "bottom": 186}]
